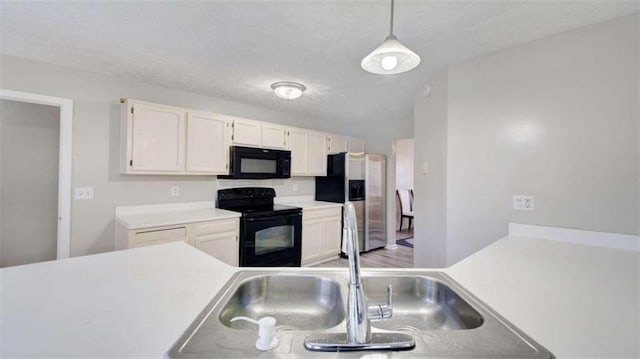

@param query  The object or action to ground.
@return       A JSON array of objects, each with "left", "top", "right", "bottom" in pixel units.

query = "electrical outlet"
[
  {"left": 292, "top": 184, "right": 299, "bottom": 192},
  {"left": 513, "top": 195, "right": 534, "bottom": 211},
  {"left": 170, "top": 186, "right": 180, "bottom": 197},
  {"left": 74, "top": 187, "right": 94, "bottom": 200}
]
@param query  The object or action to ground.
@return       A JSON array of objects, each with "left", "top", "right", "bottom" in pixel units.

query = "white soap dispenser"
[{"left": 229, "top": 316, "right": 279, "bottom": 351}]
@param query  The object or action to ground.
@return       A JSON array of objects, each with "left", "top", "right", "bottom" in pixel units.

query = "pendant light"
[{"left": 361, "top": 0, "right": 420, "bottom": 75}]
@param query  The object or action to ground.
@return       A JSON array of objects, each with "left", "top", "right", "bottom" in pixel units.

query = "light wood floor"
[{"left": 313, "top": 230, "right": 414, "bottom": 268}]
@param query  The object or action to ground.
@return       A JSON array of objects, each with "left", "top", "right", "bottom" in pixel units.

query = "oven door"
[{"left": 240, "top": 212, "right": 302, "bottom": 267}]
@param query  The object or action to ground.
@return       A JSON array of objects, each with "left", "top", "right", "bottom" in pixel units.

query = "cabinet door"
[
  {"left": 288, "top": 128, "right": 309, "bottom": 175},
  {"left": 302, "top": 218, "right": 323, "bottom": 265},
  {"left": 195, "top": 232, "right": 238, "bottom": 266},
  {"left": 348, "top": 137, "right": 366, "bottom": 153},
  {"left": 130, "top": 102, "right": 186, "bottom": 172},
  {"left": 320, "top": 215, "right": 342, "bottom": 257},
  {"left": 328, "top": 134, "right": 348, "bottom": 154},
  {"left": 232, "top": 118, "right": 262, "bottom": 147},
  {"left": 186, "top": 111, "right": 230, "bottom": 174},
  {"left": 262, "top": 123, "right": 288, "bottom": 149},
  {"left": 307, "top": 131, "right": 327, "bottom": 176}
]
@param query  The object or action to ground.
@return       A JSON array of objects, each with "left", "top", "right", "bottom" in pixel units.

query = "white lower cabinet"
[
  {"left": 116, "top": 217, "right": 239, "bottom": 266},
  {"left": 122, "top": 225, "right": 193, "bottom": 248},
  {"left": 193, "top": 218, "right": 239, "bottom": 266},
  {"left": 301, "top": 207, "right": 342, "bottom": 266}
]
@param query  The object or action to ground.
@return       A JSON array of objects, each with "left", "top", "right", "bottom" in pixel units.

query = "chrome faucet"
[
  {"left": 343, "top": 201, "right": 392, "bottom": 344},
  {"left": 304, "top": 202, "right": 414, "bottom": 352}
]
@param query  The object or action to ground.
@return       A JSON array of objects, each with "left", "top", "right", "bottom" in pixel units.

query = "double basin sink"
[{"left": 167, "top": 269, "right": 553, "bottom": 358}]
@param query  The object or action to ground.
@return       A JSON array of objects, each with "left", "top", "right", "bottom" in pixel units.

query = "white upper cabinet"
[
  {"left": 124, "top": 100, "right": 186, "bottom": 173},
  {"left": 186, "top": 111, "right": 230, "bottom": 174},
  {"left": 327, "top": 134, "right": 349, "bottom": 154},
  {"left": 348, "top": 136, "right": 366, "bottom": 153},
  {"left": 261, "top": 123, "right": 289, "bottom": 149},
  {"left": 231, "top": 118, "right": 262, "bottom": 147},
  {"left": 121, "top": 99, "right": 356, "bottom": 177},
  {"left": 288, "top": 128, "right": 327, "bottom": 176},
  {"left": 121, "top": 99, "right": 229, "bottom": 175},
  {"left": 288, "top": 127, "right": 309, "bottom": 175},
  {"left": 307, "top": 131, "right": 328, "bottom": 176}
]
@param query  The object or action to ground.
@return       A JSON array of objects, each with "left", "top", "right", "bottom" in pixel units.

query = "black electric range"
[{"left": 216, "top": 188, "right": 302, "bottom": 267}]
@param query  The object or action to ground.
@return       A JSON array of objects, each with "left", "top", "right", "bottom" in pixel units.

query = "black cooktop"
[{"left": 216, "top": 187, "right": 301, "bottom": 218}]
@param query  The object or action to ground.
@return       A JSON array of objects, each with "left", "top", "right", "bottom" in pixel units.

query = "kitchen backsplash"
[{"left": 216, "top": 177, "right": 315, "bottom": 197}]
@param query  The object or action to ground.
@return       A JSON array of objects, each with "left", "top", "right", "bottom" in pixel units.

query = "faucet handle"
[{"left": 367, "top": 284, "right": 393, "bottom": 321}]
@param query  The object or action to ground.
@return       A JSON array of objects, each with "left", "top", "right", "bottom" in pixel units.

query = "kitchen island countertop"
[{"left": 1, "top": 235, "right": 638, "bottom": 358}]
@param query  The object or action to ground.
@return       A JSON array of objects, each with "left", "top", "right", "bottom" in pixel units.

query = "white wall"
[
  {"left": 0, "top": 100, "right": 60, "bottom": 267},
  {"left": 413, "top": 70, "right": 449, "bottom": 268},
  {"left": 414, "top": 15, "right": 639, "bottom": 266},
  {"left": 395, "top": 138, "right": 414, "bottom": 191},
  {"left": 0, "top": 54, "right": 380, "bottom": 257}
]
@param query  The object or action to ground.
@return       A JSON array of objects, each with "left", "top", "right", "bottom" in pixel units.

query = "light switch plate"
[
  {"left": 75, "top": 187, "right": 94, "bottom": 200},
  {"left": 421, "top": 162, "right": 428, "bottom": 175}
]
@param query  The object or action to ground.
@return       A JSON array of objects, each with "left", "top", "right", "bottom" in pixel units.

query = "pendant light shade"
[{"left": 361, "top": 0, "right": 420, "bottom": 75}]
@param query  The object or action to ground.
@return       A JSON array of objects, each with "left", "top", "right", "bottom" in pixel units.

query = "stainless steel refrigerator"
[{"left": 315, "top": 152, "right": 386, "bottom": 253}]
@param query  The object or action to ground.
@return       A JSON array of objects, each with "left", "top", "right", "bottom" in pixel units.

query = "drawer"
[
  {"left": 195, "top": 218, "right": 238, "bottom": 235},
  {"left": 303, "top": 207, "right": 342, "bottom": 221},
  {"left": 133, "top": 226, "right": 187, "bottom": 245}
]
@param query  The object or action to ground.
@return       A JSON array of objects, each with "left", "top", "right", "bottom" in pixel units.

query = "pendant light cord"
[{"left": 389, "top": 0, "right": 395, "bottom": 35}]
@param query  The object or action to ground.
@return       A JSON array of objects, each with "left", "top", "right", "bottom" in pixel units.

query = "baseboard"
[{"left": 508, "top": 223, "right": 640, "bottom": 252}]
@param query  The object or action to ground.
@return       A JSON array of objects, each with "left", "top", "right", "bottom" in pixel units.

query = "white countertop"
[
  {"left": 1, "top": 243, "right": 237, "bottom": 357},
  {"left": 282, "top": 201, "right": 343, "bottom": 210},
  {"left": 115, "top": 199, "right": 340, "bottom": 229},
  {"left": 449, "top": 235, "right": 639, "bottom": 358},
  {"left": 115, "top": 201, "right": 241, "bottom": 229},
  {"left": 2, "top": 235, "right": 638, "bottom": 358},
  {"left": 116, "top": 208, "right": 241, "bottom": 229},
  {"left": 275, "top": 195, "right": 343, "bottom": 210}
]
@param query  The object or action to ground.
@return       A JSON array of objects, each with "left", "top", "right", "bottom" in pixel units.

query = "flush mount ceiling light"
[
  {"left": 361, "top": 0, "right": 420, "bottom": 75},
  {"left": 271, "top": 81, "right": 307, "bottom": 100}
]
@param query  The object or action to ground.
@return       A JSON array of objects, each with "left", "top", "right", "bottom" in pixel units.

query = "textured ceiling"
[{"left": 1, "top": 0, "right": 638, "bottom": 129}]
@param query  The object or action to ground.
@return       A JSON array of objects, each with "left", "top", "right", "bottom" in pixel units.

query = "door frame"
[{"left": 0, "top": 89, "right": 73, "bottom": 259}]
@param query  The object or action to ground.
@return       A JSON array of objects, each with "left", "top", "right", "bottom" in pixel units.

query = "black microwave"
[{"left": 219, "top": 146, "right": 291, "bottom": 179}]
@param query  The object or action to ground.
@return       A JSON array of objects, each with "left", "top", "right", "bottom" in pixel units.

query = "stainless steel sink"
[
  {"left": 167, "top": 269, "right": 554, "bottom": 358},
  {"left": 219, "top": 274, "right": 345, "bottom": 331},
  {"left": 362, "top": 275, "right": 483, "bottom": 331}
]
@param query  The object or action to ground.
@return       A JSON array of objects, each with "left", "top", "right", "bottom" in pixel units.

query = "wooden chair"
[{"left": 397, "top": 189, "right": 414, "bottom": 231}]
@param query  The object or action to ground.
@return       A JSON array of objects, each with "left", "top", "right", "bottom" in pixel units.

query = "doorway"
[
  {"left": 0, "top": 90, "right": 72, "bottom": 267},
  {"left": 394, "top": 138, "right": 414, "bottom": 248}
]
